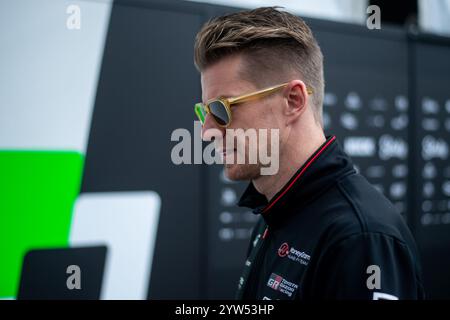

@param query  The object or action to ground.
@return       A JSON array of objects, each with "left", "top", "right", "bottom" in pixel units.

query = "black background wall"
[
  {"left": 80, "top": 0, "right": 450, "bottom": 299},
  {"left": 411, "top": 36, "right": 450, "bottom": 298}
]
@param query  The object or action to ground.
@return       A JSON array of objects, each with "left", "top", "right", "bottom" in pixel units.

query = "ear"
[{"left": 283, "top": 80, "right": 308, "bottom": 125}]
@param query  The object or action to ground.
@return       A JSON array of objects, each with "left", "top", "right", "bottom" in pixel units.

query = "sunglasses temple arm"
[{"left": 228, "top": 83, "right": 289, "bottom": 104}]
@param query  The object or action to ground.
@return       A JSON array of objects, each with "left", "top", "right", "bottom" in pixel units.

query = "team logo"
[
  {"left": 278, "top": 243, "right": 290, "bottom": 257},
  {"left": 266, "top": 273, "right": 299, "bottom": 297},
  {"left": 277, "top": 242, "right": 311, "bottom": 266},
  {"left": 267, "top": 273, "right": 283, "bottom": 290}
]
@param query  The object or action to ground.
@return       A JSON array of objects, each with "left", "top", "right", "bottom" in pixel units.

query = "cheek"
[
  {"left": 260, "top": 105, "right": 280, "bottom": 130},
  {"left": 232, "top": 101, "right": 277, "bottom": 129},
  {"left": 230, "top": 107, "right": 255, "bottom": 128},
  {"left": 269, "top": 102, "right": 285, "bottom": 124},
  {"left": 247, "top": 103, "right": 273, "bottom": 128}
]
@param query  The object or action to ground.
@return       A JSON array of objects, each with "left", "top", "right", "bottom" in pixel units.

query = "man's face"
[{"left": 201, "top": 54, "right": 284, "bottom": 181}]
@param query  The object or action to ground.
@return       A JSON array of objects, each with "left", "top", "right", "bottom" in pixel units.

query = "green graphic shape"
[{"left": 0, "top": 150, "right": 84, "bottom": 298}]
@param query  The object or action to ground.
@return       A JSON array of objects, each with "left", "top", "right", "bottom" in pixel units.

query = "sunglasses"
[{"left": 195, "top": 82, "right": 313, "bottom": 128}]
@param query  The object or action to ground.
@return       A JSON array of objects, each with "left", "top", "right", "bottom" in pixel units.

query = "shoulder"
[{"left": 309, "top": 172, "right": 416, "bottom": 251}]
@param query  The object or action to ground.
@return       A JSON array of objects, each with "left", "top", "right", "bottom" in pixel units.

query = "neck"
[{"left": 253, "top": 127, "right": 326, "bottom": 202}]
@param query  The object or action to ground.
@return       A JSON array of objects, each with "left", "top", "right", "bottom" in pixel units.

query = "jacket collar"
[{"left": 238, "top": 135, "right": 356, "bottom": 227}]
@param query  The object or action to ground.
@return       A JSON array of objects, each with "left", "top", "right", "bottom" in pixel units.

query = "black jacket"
[{"left": 236, "top": 135, "right": 424, "bottom": 300}]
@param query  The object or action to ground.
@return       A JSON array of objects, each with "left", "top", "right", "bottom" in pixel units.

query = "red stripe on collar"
[{"left": 262, "top": 136, "right": 337, "bottom": 214}]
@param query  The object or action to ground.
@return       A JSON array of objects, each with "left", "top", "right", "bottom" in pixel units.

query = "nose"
[{"left": 201, "top": 113, "right": 225, "bottom": 142}]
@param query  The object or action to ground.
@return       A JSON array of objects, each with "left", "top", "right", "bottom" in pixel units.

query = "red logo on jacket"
[{"left": 278, "top": 242, "right": 290, "bottom": 257}]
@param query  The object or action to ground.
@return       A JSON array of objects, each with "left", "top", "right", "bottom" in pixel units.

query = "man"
[{"left": 193, "top": 7, "right": 424, "bottom": 300}]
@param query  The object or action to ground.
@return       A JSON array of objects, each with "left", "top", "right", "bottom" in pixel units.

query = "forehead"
[{"left": 200, "top": 54, "right": 254, "bottom": 102}]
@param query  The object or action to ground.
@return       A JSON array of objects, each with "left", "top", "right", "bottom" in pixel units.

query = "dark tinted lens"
[{"left": 208, "top": 100, "right": 229, "bottom": 126}]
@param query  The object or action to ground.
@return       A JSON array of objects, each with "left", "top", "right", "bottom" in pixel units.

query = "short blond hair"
[{"left": 194, "top": 7, "right": 325, "bottom": 126}]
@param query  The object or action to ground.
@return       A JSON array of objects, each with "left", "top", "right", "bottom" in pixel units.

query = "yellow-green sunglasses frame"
[{"left": 195, "top": 82, "right": 313, "bottom": 128}]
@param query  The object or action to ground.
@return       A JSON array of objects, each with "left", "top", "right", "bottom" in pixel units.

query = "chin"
[{"left": 224, "top": 163, "right": 260, "bottom": 181}]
